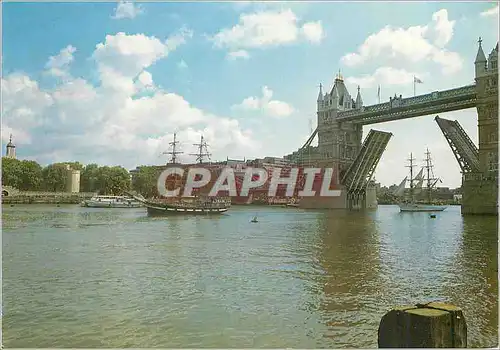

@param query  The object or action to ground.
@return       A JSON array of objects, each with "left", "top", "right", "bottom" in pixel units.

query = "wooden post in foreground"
[{"left": 378, "top": 302, "right": 467, "bottom": 348}]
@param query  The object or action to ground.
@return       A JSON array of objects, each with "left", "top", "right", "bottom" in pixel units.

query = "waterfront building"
[{"left": 65, "top": 164, "right": 81, "bottom": 193}]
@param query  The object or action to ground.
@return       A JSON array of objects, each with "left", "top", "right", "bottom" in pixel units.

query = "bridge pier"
[
  {"left": 462, "top": 173, "right": 498, "bottom": 215},
  {"left": 347, "top": 191, "right": 365, "bottom": 210}
]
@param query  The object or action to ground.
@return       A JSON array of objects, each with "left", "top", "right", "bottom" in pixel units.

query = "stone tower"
[
  {"left": 5, "top": 134, "right": 16, "bottom": 159},
  {"left": 462, "top": 38, "right": 498, "bottom": 215},
  {"left": 316, "top": 72, "right": 363, "bottom": 182},
  {"left": 475, "top": 39, "right": 498, "bottom": 174},
  {"left": 65, "top": 164, "right": 81, "bottom": 193}
]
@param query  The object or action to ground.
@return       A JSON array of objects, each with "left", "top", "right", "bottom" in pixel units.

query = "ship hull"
[
  {"left": 146, "top": 204, "right": 228, "bottom": 216},
  {"left": 399, "top": 203, "right": 447, "bottom": 212}
]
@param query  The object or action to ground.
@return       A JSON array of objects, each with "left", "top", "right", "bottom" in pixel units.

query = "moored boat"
[
  {"left": 394, "top": 149, "right": 447, "bottom": 212},
  {"left": 399, "top": 203, "right": 446, "bottom": 212},
  {"left": 127, "top": 193, "right": 231, "bottom": 216},
  {"left": 81, "top": 195, "right": 143, "bottom": 208}
]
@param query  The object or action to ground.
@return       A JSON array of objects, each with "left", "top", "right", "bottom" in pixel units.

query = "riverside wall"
[{"left": 2, "top": 191, "right": 95, "bottom": 204}]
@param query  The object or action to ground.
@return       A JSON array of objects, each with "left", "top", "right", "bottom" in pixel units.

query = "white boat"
[
  {"left": 81, "top": 195, "right": 143, "bottom": 208},
  {"left": 394, "top": 149, "right": 447, "bottom": 213},
  {"left": 399, "top": 203, "right": 447, "bottom": 212}
]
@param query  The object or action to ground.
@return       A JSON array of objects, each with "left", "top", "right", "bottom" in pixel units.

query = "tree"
[
  {"left": 131, "top": 166, "right": 161, "bottom": 197},
  {"left": 19, "top": 160, "right": 43, "bottom": 190},
  {"left": 42, "top": 163, "right": 69, "bottom": 192},
  {"left": 2, "top": 158, "right": 43, "bottom": 190},
  {"left": 2, "top": 157, "right": 23, "bottom": 189},
  {"left": 80, "top": 163, "right": 100, "bottom": 192},
  {"left": 95, "top": 166, "right": 131, "bottom": 195}
]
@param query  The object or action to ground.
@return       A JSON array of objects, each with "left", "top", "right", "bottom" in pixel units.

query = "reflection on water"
[{"left": 2, "top": 204, "right": 497, "bottom": 348}]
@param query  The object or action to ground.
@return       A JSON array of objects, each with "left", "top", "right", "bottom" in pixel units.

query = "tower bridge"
[
  {"left": 336, "top": 85, "right": 477, "bottom": 125},
  {"left": 287, "top": 39, "right": 498, "bottom": 214}
]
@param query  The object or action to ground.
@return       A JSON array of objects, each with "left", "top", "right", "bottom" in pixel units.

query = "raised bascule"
[{"left": 287, "top": 39, "right": 498, "bottom": 215}]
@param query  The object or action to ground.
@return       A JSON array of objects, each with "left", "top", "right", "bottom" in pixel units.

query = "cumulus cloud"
[
  {"left": 211, "top": 9, "right": 324, "bottom": 55},
  {"left": 300, "top": 21, "right": 324, "bottom": 43},
  {"left": 480, "top": 5, "right": 499, "bottom": 17},
  {"left": 340, "top": 9, "right": 463, "bottom": 75},
  {"left": 345, "top": 67, "right": 426, "bottom": 88},
  {"left": 232, "top": 86, "right": 295, "bottom": 118},
  {"left": 2, "top": 30, "right": 260, "bottom": 167},
  {"left": 44, "top": 45, "right": 77, "bottom": 78},
  {"left": 112, "top": 1, "right": 144, "bottom": 19}
]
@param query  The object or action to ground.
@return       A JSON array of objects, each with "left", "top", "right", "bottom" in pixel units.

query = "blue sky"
[{"left": 2, "top": 1, "right": 498, "bottom": 187}]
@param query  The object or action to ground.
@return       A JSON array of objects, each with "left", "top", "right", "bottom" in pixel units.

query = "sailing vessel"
[
  {"left": 129, "top": 134, "right": 231, "bottom": 216},
  {"left": 394, "top": 150, "right": 447, "bottom": 212},
  {"left": 129, "top": 194, "right": 231, "bottom": 216}
]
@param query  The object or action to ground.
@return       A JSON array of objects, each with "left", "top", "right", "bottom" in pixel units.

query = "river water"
[{"left": 2, "top": 204, "right": 498, "bottom": 348}]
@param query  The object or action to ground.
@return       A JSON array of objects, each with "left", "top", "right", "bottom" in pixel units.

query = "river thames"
[{"left": 2, "top": 204, "right": 498, "bottom": 348}]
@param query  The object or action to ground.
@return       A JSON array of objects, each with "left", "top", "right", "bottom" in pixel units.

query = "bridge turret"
[
  {"left": 475, "top": 37, "right": 487, "bottom": 77},
  {"left": 355, "top": 86, "right": 363, "bottom": 109},
  {"left": 488, "top": 43, "right": 498, "bottom": 72},
  {"left": 331, "top": 81, "right": 339, "bottom": 109},
  {"left": 317, "top": 83, "right": 324, "bottom": 110}
]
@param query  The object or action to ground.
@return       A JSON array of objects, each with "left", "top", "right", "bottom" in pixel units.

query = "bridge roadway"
[{"left": 337, "top": 84, "right": 477, "bottom": 125}]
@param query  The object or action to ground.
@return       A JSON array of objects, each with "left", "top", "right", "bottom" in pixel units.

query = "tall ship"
[
  {"left": 130, "top": 134, "right": 231, "bottom": 216},
  {"left": 394, "top": 149, "right": 447, "bottom": 212}
]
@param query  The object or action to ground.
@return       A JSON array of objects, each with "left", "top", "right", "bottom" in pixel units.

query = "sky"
[{"left": 1, "top": 1, "right": 499, "bottom": 188}]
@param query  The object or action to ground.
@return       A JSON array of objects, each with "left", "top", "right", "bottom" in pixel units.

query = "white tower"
[{"left": 5, "top": 134, "right": 16, "bottom": 159}]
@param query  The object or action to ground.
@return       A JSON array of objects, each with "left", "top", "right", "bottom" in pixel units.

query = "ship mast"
[
  {"left": 190, "top": 135, "right": 211, "bottom": 164},
  {"left": 405, "top": 153, "right": 416, "bottom": 202},
  {"left": 423, "top": 148, "right": 439, "bottom": 204},
  {"left": 163, "top": 133, "right": 183, "bottom": 164}
]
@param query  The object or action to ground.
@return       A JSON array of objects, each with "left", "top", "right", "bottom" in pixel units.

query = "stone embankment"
[{"left": 2, "top": 189, "right": 94, "bottom": 204}]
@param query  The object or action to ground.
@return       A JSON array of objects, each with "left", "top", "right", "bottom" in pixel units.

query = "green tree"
[
  {"left": 2, "top": 157, "right": 23, "bottom": 188},
  {"left": 2, "top": 158, "right": 43, "bottom": 191},
  {"left": 95, "top": 166, "right": 131, "bottom": 195},
  {"left": 131, "top": 166, "right": 161, "bottom": 197},
  {"left": 19, "top": 160, "right": 43, "bottom": 190},
  {"left": 80, "top": 163, "right": 100, "bottom": 192},
  {"left": 42, "top": 163, "right": 69, "bottom": 192}
]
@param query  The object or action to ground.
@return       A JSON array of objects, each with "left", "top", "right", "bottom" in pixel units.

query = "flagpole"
[{"left": 413, "top": 76, "right": 416, "bottom": 97}]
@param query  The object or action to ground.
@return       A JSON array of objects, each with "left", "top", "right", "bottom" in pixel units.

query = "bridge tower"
[
  {"left": 462, "top": 39, "right": 498, "bottom": 214},
  {"left": 297, "top": 71, "right": 392, "bottom": 210},
  {"left": 316, "top": 71, "right": 363, "bottom": 179}
]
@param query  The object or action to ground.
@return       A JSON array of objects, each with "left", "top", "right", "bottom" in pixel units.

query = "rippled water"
[{"left": 2, "top": 204, "right": 498, "bottom": 348}]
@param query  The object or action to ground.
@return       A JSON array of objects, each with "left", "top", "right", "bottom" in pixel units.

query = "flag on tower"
[
  {"left": 413, "top": 76, "right": 423, "bottom": 96},
  {"left": 377, "top": 85, "right": 381, "bottom": 103}
]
